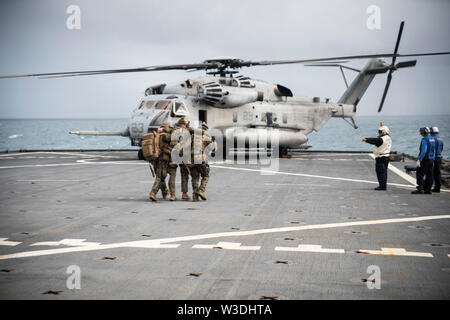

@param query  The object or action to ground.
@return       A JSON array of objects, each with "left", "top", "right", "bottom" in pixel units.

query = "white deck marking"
[
  {"left": 357, "top": 248, "right": 433, "bottom": 258},
  {"left": 192, "top": 242, "right": 260, "bottom": 250},
  {"left": 368, "top": 154, "right": 416, "bottom": 186},
  {"left": 294, "top": 153, "right": 371, "bottom": 157},
  {"left": 0, "top": 151, "right": 113, "bottom": 158},
  {"left": 0, "top": 238, "right": 22, "bottom": 246},
  {"left": 210, "top": 165, "right": 415, "bottom": 188},
  {"left": 31, "top": 239, "right": 101, "bottom": 247},
  {"left": 368, "top": 155, "right": 450, "bottom": 193},
  {"left": 265, "top": 183, "right": 330, "bottom": 187},
  {"left": 17, "top": 180, "right": 81, "bottom": 182},
  {"left": 0, "top": 215, "right": 449, "bottom": 260},
  {"left": 275, "top": 244, "right": 345, "bottom": 253},
  {"left": 0, "top": 160, "right": 147, "bottom": 169},
  {"left": 0, "top": 163, "right": 91, "bottom": 169}
]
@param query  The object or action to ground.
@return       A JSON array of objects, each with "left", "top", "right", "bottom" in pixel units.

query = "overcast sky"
[{"left": 0, "top": 0, "right": 449, "bottom": 118}]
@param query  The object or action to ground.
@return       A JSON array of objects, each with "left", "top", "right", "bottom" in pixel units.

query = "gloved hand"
[{"left": 416, "top": 160, "right": 421, "bottom": 168}]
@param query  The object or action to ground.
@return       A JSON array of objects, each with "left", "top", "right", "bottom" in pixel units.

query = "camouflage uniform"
[
  {"left": 180, "top": 164, "right": 190, "bottom": 194},
  {"left": 174, "top": 118, "right": 191, "bottom": 200},
  {"left": 150, "top": 125, "right": 177, "bottom": 200},
  {"left": 190, "top": 123, "right": 215, "bottom": 201}
]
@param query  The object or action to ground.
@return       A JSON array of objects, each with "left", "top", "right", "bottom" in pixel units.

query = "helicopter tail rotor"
[{"left": 373, "top": 21, "right": 417, "bottom": 112}]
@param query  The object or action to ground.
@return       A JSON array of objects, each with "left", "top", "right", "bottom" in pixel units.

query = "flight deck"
[{"left": 0, "top": 151, "right": 449, "bottom": 299}]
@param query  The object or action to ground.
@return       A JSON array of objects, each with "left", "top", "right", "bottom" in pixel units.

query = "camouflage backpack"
[{"left": 141, "top": 131, "right": 160, "bottom": 162}]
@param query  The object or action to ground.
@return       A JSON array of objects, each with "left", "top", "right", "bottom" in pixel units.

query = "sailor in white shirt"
[{"left": 362, "top": 122, "right": 392, "bottom": 191}]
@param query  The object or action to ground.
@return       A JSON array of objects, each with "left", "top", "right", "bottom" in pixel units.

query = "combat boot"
[
  {"left": 198, "top": 191, "right": 207, "bottom": 200},
  {"left": 162, "top": 191, "right": 168, "bottom": 199},
  {"left": 170, "top": 194, "right": 178, "bottom": 201},
  {"left": 411, "top": 188, "right": 424, "bottom": 194},
  {"left": 182, "top": 193, "right": 191, "bottom": 200},
  {"left": 149, "top": 193, "right": 158, "bottom": 202},
  {"left": 192, "top": 194, "right": 199, "bottom": 202},
  {"left": 431, "top": 188, "right": 440, "bottom": 193}
]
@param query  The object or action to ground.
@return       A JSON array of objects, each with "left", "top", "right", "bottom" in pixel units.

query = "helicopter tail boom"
[{"left": 337, "top": 58, "right": 382, "bottom": 107}]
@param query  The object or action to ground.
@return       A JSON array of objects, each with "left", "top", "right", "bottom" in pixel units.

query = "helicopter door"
[
  {"left": 266, "top": 112, "right": 273, "bottom": 126},
  {"left": 199, "top": 110, "right": 207, "bottom": 124}
]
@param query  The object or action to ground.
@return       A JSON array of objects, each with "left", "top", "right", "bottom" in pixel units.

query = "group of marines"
[{"left": 148, "top": 118, "right": 216, "bottom": 202}]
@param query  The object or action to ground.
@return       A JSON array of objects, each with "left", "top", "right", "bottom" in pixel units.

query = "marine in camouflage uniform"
[
  {"left": 149, "top": 123, "right": 178, "bottom": 201},
  {"left": 190, "top": 123, "right": 216, "bottom": 202},
  {"left": 174, "top": 118, "right": 191, "bottom": 200}
]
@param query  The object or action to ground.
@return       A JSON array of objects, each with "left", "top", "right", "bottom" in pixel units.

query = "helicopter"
[{"left": 1, "top": 21, "right": 449, "bottom": 158}]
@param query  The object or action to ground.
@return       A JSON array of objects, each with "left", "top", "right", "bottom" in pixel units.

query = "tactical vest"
[
  {"left": 373, "top": 135, "right": 392, "bottom": 158},
  {"left": 159, "top": 131, "right": 173, "bottom": 161}
]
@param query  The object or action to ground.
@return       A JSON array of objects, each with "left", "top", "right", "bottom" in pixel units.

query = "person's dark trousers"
[
  {"left": 417, "top": 159, "right": 434, "bottom": 192},
  {"left": 433, "top": 158, "right": 442, "bottom": 191},
  {"left": 375, "top": 156, "right": 389, "bottom": 189}
]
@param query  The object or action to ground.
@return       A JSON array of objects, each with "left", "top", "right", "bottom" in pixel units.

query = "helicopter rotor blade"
[
  {"left": 0, "top": 63, "right": 216, "bottom": 79},
  {"left": 377, "top": 21, "right": 404, "bottom": 113},
  {"left": 391, "top": 21, "right": 405, "bottom": 66},
  {"left": 0, "top": 52, "right": 448, "bottom": 79},
  {"left": 239, "top": 51, "right": 449, "bottom": 68},
  {"left": 395, "top": 60, "right": 417, "bottom": 69},
  {"left": 378, "top": 71, "right": 393, "bottom": 113}
]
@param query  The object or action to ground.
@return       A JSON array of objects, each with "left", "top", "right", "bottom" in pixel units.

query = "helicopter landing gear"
[
  {"left": 279, "top": 147, "right": 288, "bottom": 157},
  {"left": 138, "top": 149, "right": 145, "bottom": 160}
]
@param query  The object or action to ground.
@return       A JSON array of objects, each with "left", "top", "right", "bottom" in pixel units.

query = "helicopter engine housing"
[{"left": 197, "top": 82, "right": 263, "bottom": 108}]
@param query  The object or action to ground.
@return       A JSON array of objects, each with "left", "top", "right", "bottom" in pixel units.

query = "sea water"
[{"left": 0, "top": 116, "right": 449, "bottom": 159}]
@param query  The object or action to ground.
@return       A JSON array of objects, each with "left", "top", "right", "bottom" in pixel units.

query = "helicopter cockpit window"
[
  {"left": 154, "top": 101, "right": 172, "bottom": 110},
  {"left": 172, "top": 101, "right": 189, "bottom": 116},
  {"left": 144, "top": 101, "right": 156, "bottom": 109}
]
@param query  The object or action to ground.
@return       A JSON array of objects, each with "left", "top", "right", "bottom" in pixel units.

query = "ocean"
[{"left": 0, "top": 115, "right": 449, "bottom": 159}]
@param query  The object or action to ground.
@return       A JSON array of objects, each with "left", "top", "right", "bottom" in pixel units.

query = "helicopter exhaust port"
[{"left": 197, "top": 82, "right": 265, "bottom": 108}]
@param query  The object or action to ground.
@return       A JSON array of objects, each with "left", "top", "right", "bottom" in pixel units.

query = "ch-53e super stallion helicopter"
[{"left": 1, "top": 22, "right": 449, "bottom": 158}]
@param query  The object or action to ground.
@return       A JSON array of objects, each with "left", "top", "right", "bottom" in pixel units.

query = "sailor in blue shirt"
[
  {"left": 430, "top": 126, "right": 444, "bottom": 193},
  {"left": 412, "top": 127, "right": 436, "bottom": 194}
]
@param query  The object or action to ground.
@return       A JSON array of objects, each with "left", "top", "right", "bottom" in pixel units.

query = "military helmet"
[
  {"left": 177, "top": 118, "right": 188, "bottom": 126},
  {"left": 430, "top": 126, "right": 439, "bottom": 134}
]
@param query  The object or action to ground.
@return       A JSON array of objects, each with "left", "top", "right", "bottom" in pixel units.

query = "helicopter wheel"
[
  {"left": 138, "top": 149, "right": 145, "bottom": 160},
  {"left": 279, "top": 147, "right": 288, "bottom": 157}
]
